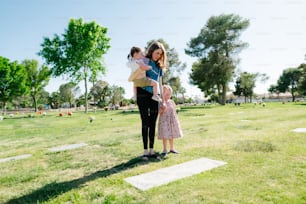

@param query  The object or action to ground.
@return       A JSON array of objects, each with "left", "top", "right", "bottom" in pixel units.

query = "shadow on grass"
[
  {"left": 117, "top": 110, "right": 140, "bottom": 115},
  {"left": 6, "top": 156, "right": 162, "bottom": 204},
  {"left": 180, "top": 105, "right": 213, "bottom": 110},
  {"left": 293, "top": 103, "right": 306, "bottom": 106}
]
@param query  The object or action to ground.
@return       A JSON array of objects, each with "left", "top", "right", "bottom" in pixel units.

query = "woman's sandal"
[{"left": 142, "top": 155, "right": 149, "bottom": 161}]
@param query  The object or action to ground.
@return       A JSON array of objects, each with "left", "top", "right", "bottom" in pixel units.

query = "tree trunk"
[
  {"left": 217, "top": 85, "right": 221, "bottom": 104},
  {"left": 221, "top": 83, "right": 226, "bottom": 105},
  {"left": 32, "top": 95, "right": 37, "bottom": 112},
  {"left": 84, "top": 76, "right": 88, "bottom": 113},
  {"left": 291, "top": 89, "right": 295, "bottom": 102},
  {"left": 92, "top": 81, "right": 96, "bottom": 109},
  {"left": 2, "top": 101, "right": 6, "bottom": 115}
]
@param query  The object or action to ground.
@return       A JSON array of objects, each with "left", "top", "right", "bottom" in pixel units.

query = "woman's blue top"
[{"left": 142, "top": 60, "right": 163, "bottom": 94}]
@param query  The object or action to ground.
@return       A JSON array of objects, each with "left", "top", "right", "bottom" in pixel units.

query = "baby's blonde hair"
[{"left": 163, "top": 85, "right": 172, "bottom": 96}]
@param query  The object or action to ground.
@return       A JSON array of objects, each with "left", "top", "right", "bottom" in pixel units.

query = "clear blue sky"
[{"left": 1, "top": 0, "right": 305, "bottom": 98}]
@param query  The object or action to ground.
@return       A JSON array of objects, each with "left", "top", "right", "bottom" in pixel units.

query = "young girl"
[
  {"left": 127, "top": 46, "right": 162, "bottom": 102},
  {"left": 158, "top": 85, "right": 183, "bottom": 156}
]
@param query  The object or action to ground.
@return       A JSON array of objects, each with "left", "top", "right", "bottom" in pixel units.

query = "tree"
[
  {"left": 233, "top": 72, "right": 268, "bottom": 103},
  {"left": 59, "top": 82, "right": 79, "bottom": 108},
  {"left": 48, "top": 91, "right": 61, "bottom": 109},
  {"left": 37, "top": 89, "right": 50, "bottom": 108},
  {"left": 12, "top": 95, "right": 32, "bottom": 109},
  {"left": 185, "top": 14, "right": 249, "bottom": 104},
  {"left": 109, "top": 85, "right": 125, "bottom": 106},
  {"left": 89, "top": 80, "right": 110, "bottom": 107},
  {"left": 0, "top": 56, "right": 27, "bottom": 114},
  {"left": 189, "top": 57, "right": 217, "bottom": 97},
  {"left": 297, "top": 63, "right": 306, "bottom": 96},
  {"left": 276, "top": 67, "right": 302, "bottom": 102},
  {"left": 177, "top": 86, "right": 186, "bottom": 103},
  {"left": 146, "top": 39, "right": 186, "bottom": 92},
  {"left": 268, "top": 84, "right": 281, "bottom": 98},
  {"left": 22, "top": 59, "right": 51, "bottom": 112},
  {"left": 38, "top": 18, "right": 111, "bottom": 113}
]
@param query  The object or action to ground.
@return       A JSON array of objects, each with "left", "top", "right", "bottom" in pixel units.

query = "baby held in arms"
[{"left": 127, "top": 46, "right": 162, "bottom": 102}]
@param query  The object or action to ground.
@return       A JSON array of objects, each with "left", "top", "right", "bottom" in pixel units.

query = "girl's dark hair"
[{"left": 127, "top": 46, "right": 141, "bottom": 60}]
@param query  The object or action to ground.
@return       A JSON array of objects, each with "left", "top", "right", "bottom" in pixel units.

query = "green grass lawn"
[{"left": 0, "top": 102, "right": 305, "bottom": 204}]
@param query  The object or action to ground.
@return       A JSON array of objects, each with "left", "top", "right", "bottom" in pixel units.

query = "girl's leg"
[
  {"left": 169, "top": 138, "right": 174, "bottom": 151},
  {"left": 162, "top": 138, "right": 167, "bottom": 153},
  {"left": 169, "top": 138, "right": 179, "bottom": 153}
]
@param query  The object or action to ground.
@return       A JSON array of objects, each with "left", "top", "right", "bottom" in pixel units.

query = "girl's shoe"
[
  {"left": 161, "top": 152, "right": 167, "bottom": 157},
  {"left": 169, "top": 150, "right": 179, "bottom": 154}
]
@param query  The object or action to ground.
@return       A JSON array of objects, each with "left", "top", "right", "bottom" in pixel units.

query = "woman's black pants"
[{"left": 136, "top": 87, "right": 159, "bottom": 150}]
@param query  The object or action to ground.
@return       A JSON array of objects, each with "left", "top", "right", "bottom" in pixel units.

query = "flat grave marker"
[
  {"left": 125, "top": 157, "right": 227, "bottom": 191},
  {"left": 0, "top": 154, "right": 32, "bottom": 163},
  {"left": 48, "top": 142, "right": 88, "bottom": 152},
  {"left": 292, "top": 128, "right": 306, "bottom": 133}
]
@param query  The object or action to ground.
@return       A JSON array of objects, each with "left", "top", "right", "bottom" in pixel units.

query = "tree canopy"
[
  {"left": 39, "top": 18, "right": 111, "bottom": 113},
  {"left": 276, "top": 67, "right": 302, "bottom": 102},
  {"left": 0, "top": 56, "right": 28, "bottom": 113},
  {"left": 233, "top": 72, "right": 268, "bottom": 103},
  {"left": 185, "top": 14, "right": 249, "bottom": 104},
  {"left": 22, "top": 59, "right": 51, "bottom": 112}
]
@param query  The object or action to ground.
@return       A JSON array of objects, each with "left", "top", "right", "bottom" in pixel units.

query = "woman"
[{"left": 136, "top": 41, "right": 167, "bottom": 160}]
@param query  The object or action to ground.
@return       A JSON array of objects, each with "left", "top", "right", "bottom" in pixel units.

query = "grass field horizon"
[{"left": 0, "top": 102, "right": 305, "bottom": 203}]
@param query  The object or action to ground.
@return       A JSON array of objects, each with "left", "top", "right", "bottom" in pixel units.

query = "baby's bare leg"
[
  {"left": 133, "top": 86, "right": 137, "bottom": 99},
  {"left": 150, "top": 80, "right": 162, "bottom": 102}
]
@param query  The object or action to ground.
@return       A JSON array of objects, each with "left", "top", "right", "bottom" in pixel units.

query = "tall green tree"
[
  {"left": 189, "top": 57, "right": 216, "bottom": 97},
  {"left": 59, "top": 82, "right": 79, "bottom": 108},
  {"left": 276, "top": 67, "right": 302, "bottom": 102},
  {"left": 22, "top": 59, "right": 51, "bottom": 112},
  {"left": 297, "top": 63, "right": 306, "bottom": 95},
  {"left": 146, "top": 39, "right": 186, "bottom": 91},
  {"left": 90, "top": 80, "right": 110, "bottom": 107},
  {"left": 37, "top": 89, "right": 50, "bottom": 108},
  {"left": 233, "top": 72, "right": 268, "bottom": 103},
  {"left": 109, "top": 85, "right": 125, "bottom": 106},
  {"left": 38, "top": 18, "right": 111, "bottom": 113},
  {"left": 185, "top": 14, "right": 249, "bottom": 104},
  {"left": 48, "top": 91, "right": 61, "bottom": 109},
  {"left": 177, "top": 86, "right": 186, "bottom": 103},
  {"left": 0, "top": 56, "right": 27, "bottom": 113},
  {"left": 268, "top": 84, "right": 281, "bottom": 98}
]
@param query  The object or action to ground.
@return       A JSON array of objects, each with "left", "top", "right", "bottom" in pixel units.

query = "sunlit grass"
[{"left": 0, "top": 102, "right": 305, "bottom": 203}]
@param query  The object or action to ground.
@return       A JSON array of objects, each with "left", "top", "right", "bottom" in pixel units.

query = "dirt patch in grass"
[{"left": 233, "top": 140, "right": 276, "bottom": 152}]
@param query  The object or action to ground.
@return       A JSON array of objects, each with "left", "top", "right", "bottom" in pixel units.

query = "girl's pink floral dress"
[{"left": 158, "top": 99, "right": 183, "bottom": 139}]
